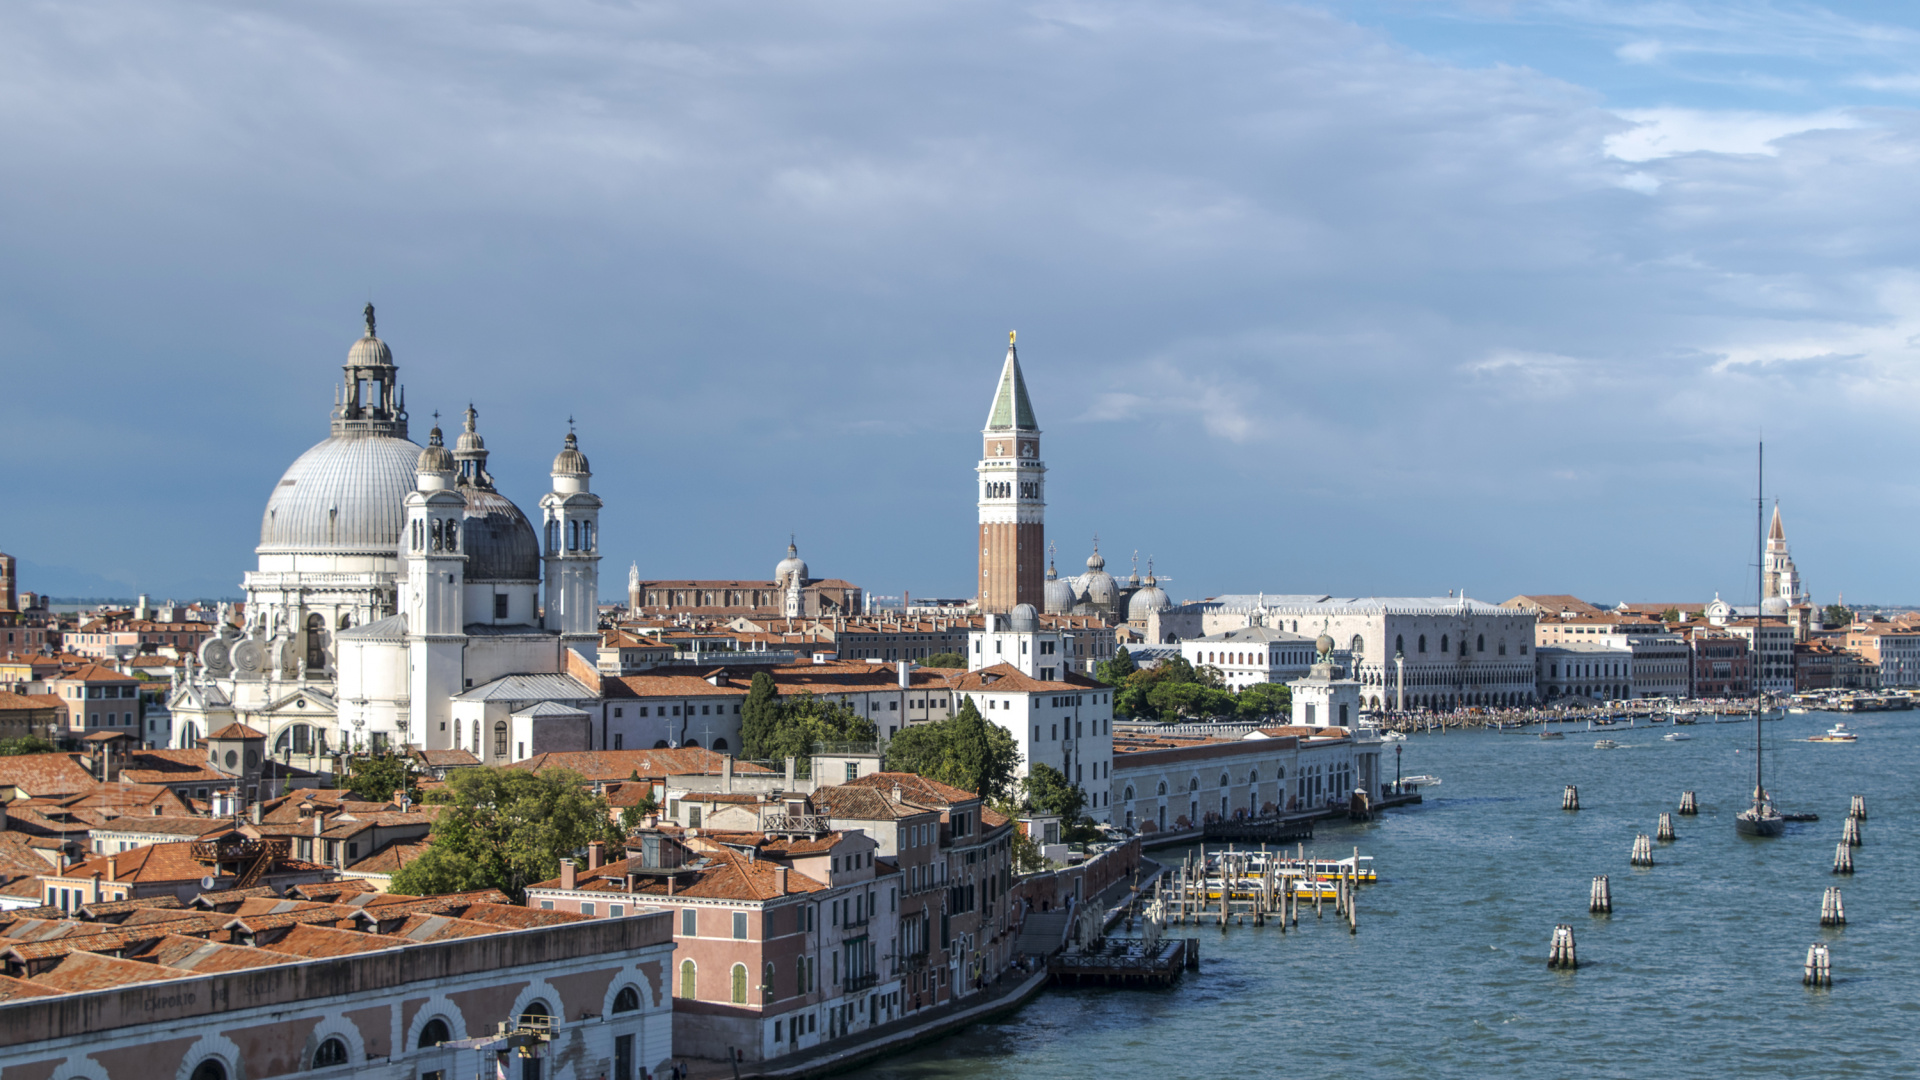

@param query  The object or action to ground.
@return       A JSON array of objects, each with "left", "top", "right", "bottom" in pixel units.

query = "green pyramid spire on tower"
[{"left": 985, "top": 331, "right": 1038, "bottom": 431}]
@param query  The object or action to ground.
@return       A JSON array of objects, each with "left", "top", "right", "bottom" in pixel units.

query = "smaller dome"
[
  {"left": 1044, "top": 575, "right": 1076, "bottom": 615},
  {"left": 1009, "top": 604, "right": 1039, "bottom": 633},
  {"left": 348, "top": 334, "right": 393, "bottom": 368},
  {"left": 1315, "top": 632, "right": 1335, "bottom": 656},
  {"left": 1083, "top": 570, "right": 1117, "bottom": 607},
  {"left": 456, "top": 405, "right": 485, "bottom": 454},
  {"left": 1086, "top": 548, "right": 1106, "bottom": 572},
  {"left": 552, "top": 431, "right": 590, "bottom": 476},
  {"left": 776, "top": 539, "right": 808, "bottom": 586},
  {"left": 1761, "top": 596, "right": 1790, "bottom": 616},
  {"left": 417, "top": 426, "right": 454, "bottom": 474},
  {"left": 1127, "top": 584, "right": 1170, "bottom": 620}
]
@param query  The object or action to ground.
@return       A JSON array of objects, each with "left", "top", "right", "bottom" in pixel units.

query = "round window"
[
  {"left": 224, "top": 750, "right": 237, "bottom": 768},
  {"left": 246, "top": 750, "right": 259, "bottom": 767}
]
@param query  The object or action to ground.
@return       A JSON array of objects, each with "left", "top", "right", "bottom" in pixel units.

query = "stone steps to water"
[{"left": 1013, "top": 912, "right": 1072, "bottom": 957}]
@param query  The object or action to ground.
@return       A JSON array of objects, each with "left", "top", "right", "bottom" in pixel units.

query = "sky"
[{"left": 4, "top": 0, "right": 1920, "bottom": 607}]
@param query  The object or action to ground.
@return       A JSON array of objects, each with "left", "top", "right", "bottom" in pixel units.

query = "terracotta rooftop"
[
  {"left": 842, "top": 771, "right": 980, "bottom": 808},
  {"left": 507, "top": 747, "right": 772, "bottom": 782}
]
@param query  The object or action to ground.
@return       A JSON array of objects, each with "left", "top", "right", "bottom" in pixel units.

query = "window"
[
  {"left": 495, "top": 594, "right": 510, "bottom": 619},
  {"left": 581, "top": 902, "right": 596, "bottom": 916},
  {"left": 1418, "top": 635, "right": 1426, "bottom": 653},
  {"left": 681, "top": 908, "right": 697, "bottom": 936},
  {"left": 419, "top": 1018, "right": 452, "bottom": 1048},
  {"left": 1441, "top": 635, "right": 1449, "bottom": 653},
  {"left": 189, "top": 1062, "right": 228, "bottom": 1080},
  {"left": 313, "top": 1037, "right": 349, "bottom": 1067},
  {"left": 680, "top": 959, "right": 697, "bottom": 999},
  {"left": 612, "top": 986, "right": 641, "bottom": 1013},
  {"left": 611, "top": 903, "right": 625, "bottom": 916},
  {"left": 519, "top": 1000, "right": 550, "bottom": 1027},
  {"left": 733, "top": 911, "right": 748, "bottom": 939},
  {"left": 732, "top": 963, "right": 749, "bottom": 1003},
  {"left": 493, "top": 722, "right": 507, "bottom": 758}
]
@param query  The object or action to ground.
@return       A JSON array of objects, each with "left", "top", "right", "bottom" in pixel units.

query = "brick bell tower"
[{"left": 977, "top": 332, "right": 1045, "bottom": 613}]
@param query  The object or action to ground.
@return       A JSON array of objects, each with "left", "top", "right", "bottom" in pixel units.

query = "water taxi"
[
  {"left": 1380, "top": 730, "right": 1408, "bottom": 742},
  {"left": 1662, "top": 732, "right": 1691, "bottom": 742},
  {"left": 1593, "top": 739, "right": 1620, "bottom": 750},
  {"left": 1808, "top": 724, "right": 1858, "bottom": 743}
]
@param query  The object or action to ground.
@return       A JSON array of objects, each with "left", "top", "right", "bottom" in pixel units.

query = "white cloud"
[{"left": 1604, "top": 107, "right": 1864, "bottom": 161}]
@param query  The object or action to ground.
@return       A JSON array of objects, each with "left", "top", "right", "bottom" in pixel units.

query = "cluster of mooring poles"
[
  {"left": 1550, "top": 789, "right": 1873, "bottom": 985},
  {"left": 1151, "top": 843, "right": 1367, "bottom": 937}
]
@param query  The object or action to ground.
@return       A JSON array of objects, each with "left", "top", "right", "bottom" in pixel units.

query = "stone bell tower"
[{"left": 977, "top": 333, "right": 1045, "bottom": 614}]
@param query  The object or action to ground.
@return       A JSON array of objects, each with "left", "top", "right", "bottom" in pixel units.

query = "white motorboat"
[
  {"left": 1381, "top": 730, "right": 1408, "bottom": 742},
  {"left": 1663, "top": 732, "right": 1691, "bottom": 742},
  {"left": 1808, "top": 724, "right": 1857, "bottom": 744},
  {"left": 1593, "top": 739, "right": 1620, "bottom": 750}
]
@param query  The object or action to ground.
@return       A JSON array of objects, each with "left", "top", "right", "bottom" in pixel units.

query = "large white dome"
[{"left": 258, "top": 434, "right": 421, "bottom": 553}]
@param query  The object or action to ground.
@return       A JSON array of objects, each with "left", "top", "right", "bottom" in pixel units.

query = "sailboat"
[{"left": 1735, "top": 443, "right": 1785, "bottom": 839}]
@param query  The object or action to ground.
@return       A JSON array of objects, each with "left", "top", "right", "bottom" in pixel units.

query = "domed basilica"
[{"left": 169, "top": 306, "right": 602, "bottom": 774}]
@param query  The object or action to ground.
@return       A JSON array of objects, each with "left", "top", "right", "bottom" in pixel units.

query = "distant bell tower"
[
  {"left": 977, "top": 332, "right": 1045, "bottom": 614},
  {"left": 541, "top": 427, "right": 603, "bottom": 649}
]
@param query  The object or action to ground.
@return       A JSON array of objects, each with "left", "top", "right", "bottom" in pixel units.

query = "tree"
[
  {"left": 1236, "top": 682, "right": 1291, "bottom": 721},
  {"left": 758, "top": 692, "right": 876, "bottom": 776},
  {"left": 1822, "top": 604, "right": 1854, "bottom": 629},
  {"left": 1096, "top": 647, "right": 1137, "bottom": 685},
  {"left": 390, "top": 767, "right": 620, "bottom": 902},
  {"left": 1145, "top": 680, "right": 1204, "bottom": 720},
  {"left": 738, "top": 672, "right": 781, "bottom": 759},
  {"left": 1193, "top": 663, "right": 1225, "bottom": 689},
  {"left": 920, "top": 652, "right": 967, "bottom": 669},
  {"left": 618, "top": 797, "right": 659, "bottom": 835},
  {"left": 343, "top": 752, "right": 418, "bottom": 803},
  {"left": 1022, "top": 762, "right": 1086, "bottom": 822},
  {"left": 1660, "top": 608, "right": 1681, "bottom": 624},
  {"left": 882, "top": 698, "right": 1021, "bottom": 800},
  {"left": 0, "top": 735, "right": 58, "bottom": 756}
]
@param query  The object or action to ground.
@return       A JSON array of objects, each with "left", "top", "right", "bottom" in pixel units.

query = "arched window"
[
  {"left": 1350, "top": 635, "right": 1364, "bottom": 655},
  {"left": 1418, "top": 635, "right": 1427, "bottom": 653},
  {"left": 711, "top": 738, "right": 729, "bottom": 752},
  {"left": 1219, "top": 773, "right": 1230, "bottom": 788},
  {"left": 1248, "top": 769, "right": 1258, "bottom": 784},
  {"left": 1499, "top": 640, "right": 1507, "bottom": 656},
  {"left": 764, "top": 962, "right": 776, "bottom": 999},
  {"left": 419, "top": 1018, "right": 452, "bottom": 1048},
  {"left": 612, "top": 987, "right": 640, "bottom": 1014},
  {"left": 1395, "top": 635, "right": 1404, "bottom": 655},
  {"left": 519, "top": 1000, "right": 550, "bottom": 1027},
  {"left": 732, "top": 963, "right": 748, "bottom": 1004},
  {"left": 190, "top": 1062, "right": 228, "bottom": 1080},
  {"left": 1477, "top": 634, "right": 1485, "bottom": 653},
  {"left": 493, "top": 722, "right": 507, "bottom": 759},
  {"left": 1189, "top": 777, "right": 1199, "bottom": 792},
  {"left": 313, "top": 1038, "right": 349, "bottom": 1067},
  {"left": 680, "top": 959, "right": 697, "bottom": 999},
  {"left": 305, "top": 613, "right": 327, "bottom": 671},
  {"left": 1156, "top": 781, "right": 1166, "bottom": 796},
  {"left": 1124, "top": 786, "right": 1135, "bottom": 802},
  {"left": 654, "top": 740, "right": 671, "bottom": 749},
  {"left": 1441, "top": 635, "right": 1449, "bottom": 654}
]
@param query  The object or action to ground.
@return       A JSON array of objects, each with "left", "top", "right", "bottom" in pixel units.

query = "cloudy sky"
[{"left": 4, "top": 0, "right": 1918, "bottom": 606}]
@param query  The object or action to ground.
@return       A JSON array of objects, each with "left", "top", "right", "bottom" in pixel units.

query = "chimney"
[
  {"left": 250, "top": 801, "right": 262, "bottom": 825},
  {"left": 106, "top": 856, "right": 118, "bottom": 884},
  {"left": 587, "top": 841, "right": 605, "bottom": 870},
  {"left": 666, "top": 874, "right": 676, "bottom": 897},
  {"left": 91, "top": 870, "right": 103, "bottom": 904},
  {"left": 560, "top": 858, "right": 577, "bottom": 890},
  {"left": 774, "top": 866, "right": 788, "bottom": 894},
  {"left": 722, "top": 755, "right": 734, "bottom": 794},
  {"left": 312, "top": 815, "right": 323, "bottom": 837},
  {"left": 898, "top": 660, "right": 912, "bottom": 689},
  {"left": 784, "top": 756, "right": 796, "bottom": 787}
]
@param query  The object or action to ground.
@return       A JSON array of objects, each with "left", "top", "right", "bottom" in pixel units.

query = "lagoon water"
[{"left": 842, "top": 710, "right": 1919, "bottom": 1079}]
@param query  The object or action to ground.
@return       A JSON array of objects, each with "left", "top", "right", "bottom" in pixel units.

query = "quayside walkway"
[{"left": 678, "top": 967, "right": 1049, "bottom": 1080}]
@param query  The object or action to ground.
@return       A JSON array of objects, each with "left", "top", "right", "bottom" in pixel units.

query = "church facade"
[{"left": 168, "top": 307, "right": 600, "bottom": 775}]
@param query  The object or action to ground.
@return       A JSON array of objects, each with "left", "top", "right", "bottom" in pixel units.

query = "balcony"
[
  {"left": 763, "top": 813, "right": 829, "bottom": 835},
  {"left": 844, "top": 971, "right": 879, "bottom": 992}
]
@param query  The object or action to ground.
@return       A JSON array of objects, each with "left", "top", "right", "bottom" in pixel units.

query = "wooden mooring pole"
[
  {"left": 1843, "top": 815, "right": 1863, "bottom": 848},
  {"left": 1630, "top": 834, "right": 1654, "bottom": 867},
  {"left": 1548, "top": 924, "right": 1577, "bottom": 969},
  {"left": 1803, "top": 942, "right": 1832, "bottom": 987},
  {"left": 1833, "top": 840, "right": 1854, "bottom": 875},
  {"left": 1820, "top": 886, "right": 1846, "bottom": 927},
  {"left": 1562, "top": 785, "right": 1580, "bottom": 811},
  {"left": 1678, "top": 791, "right": 1698, "bottom": 816},
  {"left": 1589, "top": 875, "right": 1611, "bottom": 915},
  {"left": 1848, "top": 794, "right": 1866, "bottom": 821},
  {"left": 1656, "top": 812, "right": 1676, "bottom": 842}
]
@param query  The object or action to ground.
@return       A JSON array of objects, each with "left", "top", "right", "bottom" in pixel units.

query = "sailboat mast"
[{"left": 1755, "top": 441, "right": 1765, "bottom": 799}]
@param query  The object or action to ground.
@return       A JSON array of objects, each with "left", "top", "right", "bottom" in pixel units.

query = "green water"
[{"left": 841, "top": 710, "right": 1917, "bottom": 1078}]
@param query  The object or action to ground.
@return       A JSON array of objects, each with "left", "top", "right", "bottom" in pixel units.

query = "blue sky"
[{"left": 3, "top": 1, "right": 1919, "bottom": 607}]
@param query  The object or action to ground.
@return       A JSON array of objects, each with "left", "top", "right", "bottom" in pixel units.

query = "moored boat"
[{"left": 1808, "top": 724, "right": 1857, "bottom": 743}]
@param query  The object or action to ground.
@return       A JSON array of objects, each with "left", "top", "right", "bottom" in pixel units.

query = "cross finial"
[
  {"left": 1009, "top": 330, "right": 1016, "bottom": 346},
  {"left": 431, "top": 409, "right": 440, "bottom": 423},
  {"left": 568, "top": 415, "right": 576, "bottom": 433}
]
